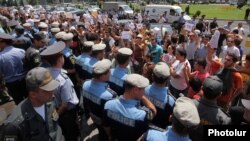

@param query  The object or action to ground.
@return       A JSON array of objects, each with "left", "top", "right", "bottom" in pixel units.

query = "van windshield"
[
  {"left": 121, "top": 5, "right": 131, "bottom": 11},
  {"left": 175, "top": 8, "right": 183, "bottom": 14}
]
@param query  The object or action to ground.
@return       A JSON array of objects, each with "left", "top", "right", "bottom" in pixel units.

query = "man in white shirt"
[{"left": 221, "top": 37, "right": 240, "bottom": 63}]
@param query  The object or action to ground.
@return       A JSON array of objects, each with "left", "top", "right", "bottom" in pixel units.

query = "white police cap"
[
  {"left": 153, "top": 62, "right": 170, "bottom": 78},
  {"left": 55, "top": 31, "right": 66, "bottom": 39},
  {"left": 51, "top": 22, "right": 60, "bottom": 28},
  {"left": 92, "top": 43, "right": 106, "bottom": 51},
  {"left": 118, "top": 47, "right": 133, "bottom": 55},
  {"left": 51, "top": 28, "right": 60, "bottom": 33},
  {"left": 125, "top": 74, "right": 149, "bottom": 88},
  {"left": 38, "top": 22, "right": 48, "bottom": 28},
  {"left": 40, "top": 41, "right": 66, "bottom": 56},
  {"left": 62, "top": 33, "right": 73, "bottom": 41},
  {"left": 173, "top": 97, "right": 200, "bottom": 127},
  {"left": 23, "top": 22, "right": 32, "bottom": 27},
  {"left": 84, "top": 41, "right": 94, "bottom": 47},
  {"left": 93, "top": 59, "right": 112, "bottom": 74}
]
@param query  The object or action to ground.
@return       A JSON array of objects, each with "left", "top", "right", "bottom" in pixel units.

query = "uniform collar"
[
  {"left": 116, "top": 66, "right": 128, "bottom": 73},
  {"left": 119, "top": 96, "right": 139, "bottom": 106},
  {"left": 91, "top": 80, "right": 108, "bottom": 88},
  {"left": 22, "top": 99, "right": 46, "bottom": 122}
]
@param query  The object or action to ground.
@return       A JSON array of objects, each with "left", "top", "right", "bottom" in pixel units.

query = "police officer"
[
  {"left": 84, "top": 43, "right": 106, "bottom": 77},
  {"left": 48, "top": 28, "right": 60, "bottom": 46},
  {"left": 40, "top": 41, "right": 80, "bottom": 141},
  {"left": 145, "top": 62, "right": 175, "bottom": 129},
  {"left": 75, "top": 41, "right": 94, "bottom": 84},
  {"left": 139, "top": 97, "right": 200, "bottom": 141},
  {"left": 0, "top": 33, "right": 27, "bottom": 104},
  {"left": 1, "top": 67, "right": 64, "bottom": 141},
  {"left": 23, "top": 22, "right": 35, "bottom": 40},
  {"left": 13, "top": 25, "right": 32, "bottom": 50},
  {"left": 108, "top": 47, "right": 132, "bottom": 95},
  {"left": 189, "top": 76, "right": 231, "bottom": 141},
  {"left": 25, "top": 32, "right": 48, "bottom": 71},
  {"left": 33, "top": 19, "right": 40, "bottom": 33},
  {"left": 104, "top": 74, "right": 156, "bottom": 141},
  {"left": 82, "top": 59, "right": 116, "bottom": 141}
]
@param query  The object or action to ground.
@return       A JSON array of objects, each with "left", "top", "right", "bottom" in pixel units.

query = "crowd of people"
[{"left": 0, "top": 5, "right": 250, "bottom": 141}]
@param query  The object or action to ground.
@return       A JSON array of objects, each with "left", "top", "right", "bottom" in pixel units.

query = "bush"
[{"left": 195, "top": 10, "right": 201, "bottom": 17}]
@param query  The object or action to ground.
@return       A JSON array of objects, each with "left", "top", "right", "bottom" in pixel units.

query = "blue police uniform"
[
  {"left": 14, "top": 35, "right": 32, "bottom": 50},
  {"left": 48, "top": 68, "right": 79, "bottom": 109},
  {"left": 145, "top": 126, "right": 189, "bottom": 141},
  {"left": 48, "top": 67, "right": 79, "bottom": 141},
  {"left": 48, "top": 36, "right": 57, "bottom": 46},
  {"left": 104, "top": 96, "right": 150, "bottom": 141},
  {"left": 82, "top": 79, "right": 116, "bottom": 141},
  {"left": 0, "top": 46, "right": 27, "bottom": 104},
  {"left": 84, "top": 56, "right": 98, "bottom": 75},
  {"left": 105, "top": 96, "right": 146, "bottom": 120},
  {"left": 108, "top": 66, "right": 128, "bottom": 95},
  {"left": 75, "top": 53, "right": 92, "bottom": 80},
  {"left": 145, "top": 83, "right": 175, "bottom": 128}
]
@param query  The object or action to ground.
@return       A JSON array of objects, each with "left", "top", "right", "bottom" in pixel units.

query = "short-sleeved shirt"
[
  {"left": 0, "top": 46, "right": 26, "bottom": 83},
  {"left": 148, "top": 44, "right": 163, "bottom": 64},
  {"left": 145, "top": 126, "right": 190, "bottom": 141},
  {"left": 104, "top": 96, "right": 146, "bottom": 121}
]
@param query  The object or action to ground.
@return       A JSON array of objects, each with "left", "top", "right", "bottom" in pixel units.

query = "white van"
[{"left": 144, "top": 5, "right": 191, "bottom": 23}]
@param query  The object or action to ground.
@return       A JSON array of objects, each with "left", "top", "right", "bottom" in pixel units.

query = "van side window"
[{"left": 170, "top": 9, "right": 175, "bottom": 16}]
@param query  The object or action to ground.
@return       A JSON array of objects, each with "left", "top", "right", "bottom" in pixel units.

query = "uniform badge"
[{"left": 51, "top": 110, "right": 59, "bottom": 121}]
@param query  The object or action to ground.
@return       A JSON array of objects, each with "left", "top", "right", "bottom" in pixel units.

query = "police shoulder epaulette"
[
  {"left": 140, "top": 106, "right": 154, "bottom": 121},
  {"left": 106, "top": 87, "right": 117, "bottom": 98},
  {"left": 60, "top": 70, "right": 68, "bottom": 79}
]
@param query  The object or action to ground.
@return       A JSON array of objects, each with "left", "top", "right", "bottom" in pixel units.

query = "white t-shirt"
[
  {"left": 34, "top": 104, "right": 45, "bottom": 120},
  {"left": 222, "top": 45, "right": 240, "bottom": 62},
  {"left": 170, "top": 59, "right": 191, "bottom": 90}
]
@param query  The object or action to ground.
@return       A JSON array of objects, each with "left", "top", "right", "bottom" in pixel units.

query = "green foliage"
[{"left": 195, "top": 10, "right": 201, "bottom": 17}]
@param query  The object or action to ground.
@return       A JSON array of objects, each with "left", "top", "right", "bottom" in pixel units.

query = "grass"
[
  {"left": 180, "top": 4, "right": 248, "bottom": 20},
  {"left": 130, "top": 3, "right": 249, "bottom": 20}
]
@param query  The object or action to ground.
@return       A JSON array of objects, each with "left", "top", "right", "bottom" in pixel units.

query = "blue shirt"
[
  {"left": 196, "top": 44, "right": 208, "bottom": 60},
  {"left": 48, "top": 36, "right": 57, "bottom": 46},
  {"left": 63, "top": 47, "right": 73, "bottom": 58},
  {"left": 76, "top": 53, "right": 91, "bottom": 71},
  {"left": 145, "top": 84, "right": 175, "bottom": 110},
  {"left": 0, "top": 46, "right": 26, "bottom": 83},
  {"left": 146, "top": 126, "right": 190, "bottom": 141},
  {"left": 104, "top": 96, "right": 146, "bottom": 121},
  {"left": 109, "top": 66, "right": 128, "bottom": 87},
  {"left": 84, "top": 56, "right": 98, "bottom": 74},
  {"left": 148, "top": 44, "right": 163, "bottom": 64},
  {"left": 82, "top": 80, "right": 114, "bottom": 101},
  {"left": 48, "top": 68, "right": 79, "bottom": 110}
]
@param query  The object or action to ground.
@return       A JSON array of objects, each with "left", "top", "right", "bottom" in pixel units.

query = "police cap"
[
  {"left": 33, "top": 32, "right": 48, "bottom": 42},
  {"left": 62, "top": 33, "right": 73, "bottom": 41},
  {"left": 55, "top": 31, "right": 66, "bottom": 39},
  {"left": 40, "top": 41, "right": 65, "bottom": 56},
  {"left": 173, "top": 97, "right": 200, "bottom": 127},
  {"left": 38, "top": 22, "right": 48, "bottom": 28},
  {"left": 51, "top": 22, "right": 60, "bottom": 28},
  {"left": 84, "top": 41, "right": 94, "bottom": 47},
  {"left": 202, "top": 75, "right": 223, "bottom": 96},
  {"left": 153, "top": 62, "right": 170, "bottom": 79},
  {"left": 125, "top": 74, "right": 149, "bottom": 88},
  {"left": 92, "top": 43, "right": 106, "bottom": 51},
  {"left": 51, "top": 28, "right": 60, "bottom": 33},
  {"left": 118, "top": 47, "right": 133, "bottom": 56},
  {"left": 23, "top": 22, "right": 32, "bottom": 27},
  {"left": 93, "top": 59, "right": 112, "bottom": 74},
  {"left": 26, "top": 67, "right": 59, "bottom": 91}
]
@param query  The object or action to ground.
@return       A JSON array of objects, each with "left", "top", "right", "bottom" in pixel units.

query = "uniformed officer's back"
[
  {"left": 104, "top": 74, "right": 156, "bottom": 141},
  {"left": 145, "top": 62, "right": 175, "bottom": 129}
]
